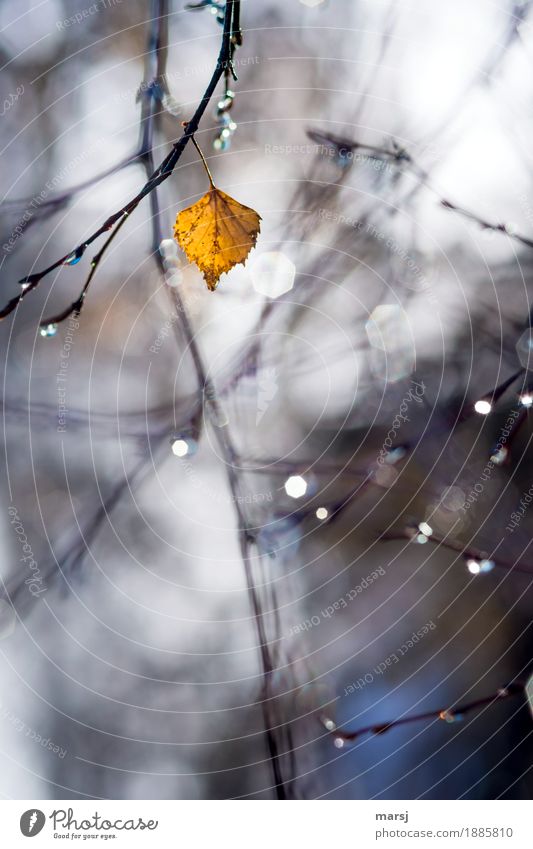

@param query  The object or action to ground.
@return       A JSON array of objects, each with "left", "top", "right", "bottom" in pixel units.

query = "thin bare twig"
[
  {"left": 0, "top": 0, "right": 239, "bottom": 323},
  {"left": 321, "top": 681, "right": 526, "bottom": 742}
]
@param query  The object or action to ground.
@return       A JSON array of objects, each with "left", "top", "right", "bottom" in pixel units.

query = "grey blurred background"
[{"left": 0, "top": 0, "right": 532, "bottom": 799}]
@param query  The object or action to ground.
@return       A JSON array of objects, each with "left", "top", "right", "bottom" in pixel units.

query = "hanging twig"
[
  {"left": 320, "top": 681, "right": 526, "bottom": 743},
  {"left": 380, "top": 528, "right": 533, "bottom": 576},
  {"left": 0, "top": 0, "right": 239, "bottom": 323}
]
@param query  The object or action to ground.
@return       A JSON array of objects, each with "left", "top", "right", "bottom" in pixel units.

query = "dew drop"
[
  {"left": 170, "top": 438, "right": 189, "bottom": 458},
  {"left": 216, "top": 92, "right": 234, "bottom": 113},
  {"left": 208, "top": 401, "right": 229, "bottom": 428},
  {"left": 39, "top": 323, "right": 58, "bottom": 338},
  {"left": 250, "top": 252, "right": 296, "bottom": 298},
  {"left": 439, "top": 710, "right": 456, "bottom": 723},
  {"left": 166, "top": 269, "right": 184, "bottom": 289},
  {"left": 284, "top": 475, "right": 307, "bottom": 499},
  {"left": 170, "top": 435, "right": 198, "bottom": 457},
  {"left": 63, "top": 246, "right": 85, "bottom": 266},
  {"left": 373, "top": 464, "right": 398, "bottom": 488},
  {"left": 159, "top": 239, "right": 178, "bottom": 259},
  {"left": 474, "top": 399, "right": 492, "bottom": 415},
  {"left": 213, "top": 137, "right": 230, "bottom": 152},
  {"left": 384, "top": 445, "right": 408, "bottom": 464},
  {"left": 490, "top": 446, "right": 508, "bottom": 465},
  {"left": 440, "top": 485, "right": 465, "bottom": 512},
  {"left": 164, "top": 256, "right": 181, "bottom": 271},
  {"left": 516, "top": 329, "right": 533, "bottom": 370},
  {"left": 466, "top": 557, "right": 481, "bottom": 575}
]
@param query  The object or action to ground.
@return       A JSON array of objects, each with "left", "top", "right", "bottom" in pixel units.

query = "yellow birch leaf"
[{"left": 173, "top": 187, "right": 261, "bottom": 291}]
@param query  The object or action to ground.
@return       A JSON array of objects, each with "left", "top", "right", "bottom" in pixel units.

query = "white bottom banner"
[{"left": 0, "top": 800, "right": 531, "bottom": 847}]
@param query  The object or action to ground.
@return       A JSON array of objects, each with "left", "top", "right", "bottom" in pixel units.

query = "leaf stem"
[
  {"left": 189, "top": 132, "right": 216, "bottom": 188},
  {"left": 2, "top": 0, "right": 238, "bottom": 321}
]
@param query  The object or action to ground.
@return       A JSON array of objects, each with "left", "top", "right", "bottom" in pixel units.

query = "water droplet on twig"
[
  {"left": 63, "top": 246, "right": 86, "bottom": 266},
  {"left": 39, "top": 323, "right": 58, "bottom": 338}
]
